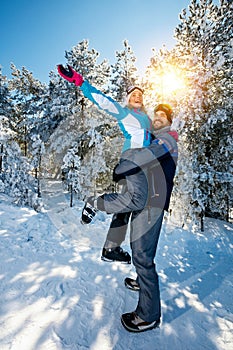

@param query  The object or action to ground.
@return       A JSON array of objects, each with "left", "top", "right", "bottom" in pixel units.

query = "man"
[{"left": 82, "top": 104, "right": 178, "bottom": 332}]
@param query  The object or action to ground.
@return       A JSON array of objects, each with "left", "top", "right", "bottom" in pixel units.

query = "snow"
[{"left": 0, "top": 179, "right": 233, "bottom": 350}]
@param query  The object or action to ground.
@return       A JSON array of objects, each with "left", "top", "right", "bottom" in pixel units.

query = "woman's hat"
[
  {"left": 126, "top": 86, "right": 144, "bottom": 95},
  {"left": 126, "top": 86, "right": 144, "bottom": 104}
]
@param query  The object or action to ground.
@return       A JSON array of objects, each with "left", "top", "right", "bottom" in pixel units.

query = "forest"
[{"left": 0, "top": 0, "right": 232, "bottom": 230}]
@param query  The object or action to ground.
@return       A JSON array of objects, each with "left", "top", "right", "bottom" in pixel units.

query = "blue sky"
[{"left": 1, "top": 0, "right": 191, "bottom": 84}]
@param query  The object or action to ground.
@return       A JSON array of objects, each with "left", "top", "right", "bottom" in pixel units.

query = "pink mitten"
[{"left": 57, "top": 65, "right": 84, "bottom": 86}]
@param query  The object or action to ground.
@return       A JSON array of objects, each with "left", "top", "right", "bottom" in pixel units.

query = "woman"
[{"left": 57, "top": 64, "right": 152, "bottom": 263}]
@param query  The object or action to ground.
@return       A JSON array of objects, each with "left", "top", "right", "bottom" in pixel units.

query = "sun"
[
  {"left": 147, "top": 65, "right": 187, "bottom": 99},
  {"left": 161, "top": 71, "right": 186, "bottom": 94}
]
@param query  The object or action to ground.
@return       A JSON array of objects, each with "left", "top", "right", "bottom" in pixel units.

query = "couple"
[{"left": 58, "top": 65, "right": 178, "bottom": 333}]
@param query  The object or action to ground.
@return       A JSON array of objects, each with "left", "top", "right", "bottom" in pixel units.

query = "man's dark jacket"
[{"left": 98, "top": 126, "right": 178, "bottom": 214}]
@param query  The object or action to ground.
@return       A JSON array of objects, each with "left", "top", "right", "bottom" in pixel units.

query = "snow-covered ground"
[{"left": 0, "top": 179, "right": 233, "bottom": 350}]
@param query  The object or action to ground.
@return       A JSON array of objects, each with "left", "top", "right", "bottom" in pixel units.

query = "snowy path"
[{"left": 0, "top": 182, "right": 233, "bottom": 350}]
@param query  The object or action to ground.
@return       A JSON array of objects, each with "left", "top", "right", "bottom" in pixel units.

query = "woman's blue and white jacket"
[{"left": 81, "top": 81, "right": 152, "bottom": 152}]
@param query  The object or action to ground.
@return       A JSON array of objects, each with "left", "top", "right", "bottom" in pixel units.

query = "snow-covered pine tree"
[
  {"left": 204, "top": 0, "right": 233, "bottom": 221},
  {"left": 0, "top": 68, "right": 15, "bottom": 135},
  {"left": 61, "top": 127, "right": 110, "bottom": 202},
  {"left": 8, "top": 64, "right": 46, "bottom": 156},
  {"left": 172, "top": 0, "right": 233, "bottom": 227},
  {"left": 109, "top": 39, "right": 140, "bottom": 101},
  {"left": 61, "top": 120, "right": 122, "bottom": 200},
  {"left": 0, "top": 139, "right": 40, "bottom": 208},
  {"left": 61, "top": 144, "right": 82, "bottom": 206},
  {"left": 30, "top": 134, "right": 45, "bottom": 198},
  {"left": 0, "top": 66, "right": 45, "bottom": 208},
  {"left": 0, "top": 69, "right": 15, "bottom": 171},
  {"left": 31, "top": 74, "right": 69, "bottom": 144},
  {"left": 0, "top": 68, "right": 15, "bottom": 186}
]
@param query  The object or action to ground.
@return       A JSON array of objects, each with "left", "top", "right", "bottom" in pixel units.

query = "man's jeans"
[{"left": 131, "top": 207, "right": 164, "bottom": 322}]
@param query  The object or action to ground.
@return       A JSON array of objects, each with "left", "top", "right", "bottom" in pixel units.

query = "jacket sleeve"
[
  {"left": 115, "top": 133, "right": 177, "bottom": 176},
  {"left": 80, "top": 81, "right": 127, "bottom": 121}
]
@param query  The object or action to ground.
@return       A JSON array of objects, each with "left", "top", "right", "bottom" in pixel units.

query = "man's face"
[
  {"left": 128, "top": 89, "right": 143, "bottom": 108},
  {"left": 153, "top": 111, "right": 171, "bottom": 130}
]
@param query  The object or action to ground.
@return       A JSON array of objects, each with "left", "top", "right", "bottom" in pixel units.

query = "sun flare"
[
  {"left": 147, "top": 65, "right": 187, "bottom": 99},
  {"left": 161, "top": 71, "right": 186, "bottom": 94}
]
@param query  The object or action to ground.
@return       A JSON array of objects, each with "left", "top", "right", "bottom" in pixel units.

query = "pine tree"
[
  {"left": 8, "top": 64, "right": 47, "bottom": 156},
  {"left": 62, "top": 145, "right": 82, "bottom": 206},
  {"left": 0, "top": 68, "right": 17, "bottom": 147},
  {"left": 109, "top": 39, "right": 140, "bottom": 101},
  {"left": 0, "top": 67, "right": 44, "bottom": 208},
  {"left": 30, "top": 134, "right": 45, "bottom": 198},
  {"left": 0, "top": 68, "right": 14, "bottom": 130},
  {"left": 65, "top": 39, "right": 110, "bottom": 94},
  {"left": 0, "top": 140, "right": 40, "bottom": 208},
  {"left": 172, "top": 0, "right": 233, "bottom": 226}
]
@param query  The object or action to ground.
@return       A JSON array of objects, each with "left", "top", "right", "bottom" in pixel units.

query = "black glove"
[{"left": 112, "top": 163, "right": 125, "bottom": 182}]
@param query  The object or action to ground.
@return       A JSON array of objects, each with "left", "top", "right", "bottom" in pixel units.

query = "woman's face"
[{"left": 128, "top": 89, "right": 143, "bottom": 108}]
